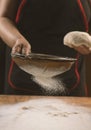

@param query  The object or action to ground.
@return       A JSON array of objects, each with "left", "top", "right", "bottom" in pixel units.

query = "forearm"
[{"left": 0, "top": 17, "right": 27, "bottom": 48}]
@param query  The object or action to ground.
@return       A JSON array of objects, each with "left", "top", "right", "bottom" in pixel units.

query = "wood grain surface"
[{"left": 0, "top": 96, "right": 91, "bottom": 130}]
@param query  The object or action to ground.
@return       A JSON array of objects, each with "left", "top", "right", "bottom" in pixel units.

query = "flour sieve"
[{"left": 11, "top": 53, "right": 76, "bottom": 78}]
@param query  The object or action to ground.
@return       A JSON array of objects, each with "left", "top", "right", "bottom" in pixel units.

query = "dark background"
[
  {"left": 86, "top": 54, "right": 91, "bottom": 96},
  {"left": 0, "top": 40, "right": 6, "bottom": 94}
]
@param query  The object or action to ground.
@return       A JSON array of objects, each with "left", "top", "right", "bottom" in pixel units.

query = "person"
[{"left": 0, "top": 0, "right": 91, "bottom": 96}]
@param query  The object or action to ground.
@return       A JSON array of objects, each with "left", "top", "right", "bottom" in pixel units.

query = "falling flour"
[
  {"left": 32, "top": 76, "right": 65, "bottom": 95},
  {"left": 20, "top": 65, "right": 66, "bottom": 95}
]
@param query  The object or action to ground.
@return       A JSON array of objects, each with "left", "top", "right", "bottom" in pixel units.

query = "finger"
[
  {"left": 89, "top": 47, "right": 91, "bottom": 51},
  {"left": 22, "top": 47, "right": 26, "bottom": 55},
  {"left": 22, "top": 44, "right": 31, "bottom": 56},
  {"left": 26, "top": 46, "right": 31, "bottom": 56},
  {"left": 12, "top": 44, "right": 22, "bottom": 54}
]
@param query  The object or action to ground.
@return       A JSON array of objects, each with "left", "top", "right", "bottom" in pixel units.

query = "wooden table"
[{"left": 0, "top": 95, "right": 91, "bottom": 130}]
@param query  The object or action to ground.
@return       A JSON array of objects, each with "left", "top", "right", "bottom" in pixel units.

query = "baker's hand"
[
  {"left": 12, "top": 38, "right": 31, "bottom": 55},
  {"left": 64, "top": 31, "right": 91, "bottom": 55},
  {"left": 70, "top": 44, "right": 91, "bottom": 55}
]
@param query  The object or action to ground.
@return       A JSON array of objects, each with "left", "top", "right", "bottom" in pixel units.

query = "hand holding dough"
[{"left": 64, "top": 31, "right": 91, "bottom": 48}]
